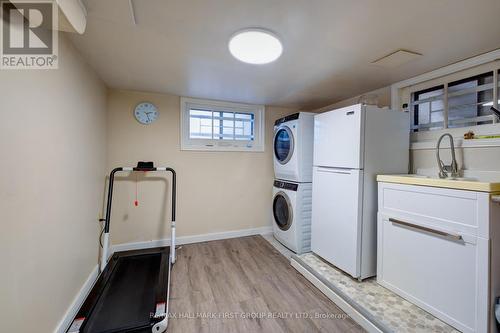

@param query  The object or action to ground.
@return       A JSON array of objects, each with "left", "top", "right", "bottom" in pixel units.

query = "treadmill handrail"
[{"left": 101, "top": 165, "right": 177, "bottom": 272}]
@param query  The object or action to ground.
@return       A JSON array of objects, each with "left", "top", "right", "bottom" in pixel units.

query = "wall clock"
[{"left": 134, "top": 102, "right": 159, "bottom": 125}]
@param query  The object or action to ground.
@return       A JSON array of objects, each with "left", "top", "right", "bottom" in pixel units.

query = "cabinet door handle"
[{"left": 389, "top": 218, "right": 463, "bottom": 241}]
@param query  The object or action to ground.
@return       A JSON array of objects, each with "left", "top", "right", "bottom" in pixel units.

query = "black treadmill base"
[{"left": 71, "top": 247, "right": 170, "bottom": 333}]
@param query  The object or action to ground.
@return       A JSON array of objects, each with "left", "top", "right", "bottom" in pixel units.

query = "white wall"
[
  {"left": 0, "top": 33, "right": 107, "bottom": 332},
  {"left": 106, "top": 89, "right": 297, "bottom": 245},
  {"left": 411, "top": 146, "right": 500, "bottom": 173},
  {"left": 312, "top": 86, "right": 392, "bottom": 113}
]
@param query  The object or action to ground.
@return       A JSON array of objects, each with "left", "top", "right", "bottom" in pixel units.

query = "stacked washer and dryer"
[{"left": 272, "top": 112, "right": 314, "bottom": 254}]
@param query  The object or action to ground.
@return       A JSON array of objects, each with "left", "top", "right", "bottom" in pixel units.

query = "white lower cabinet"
[{"left": 377, "top": 182, "right": 500, "bottom": 333}]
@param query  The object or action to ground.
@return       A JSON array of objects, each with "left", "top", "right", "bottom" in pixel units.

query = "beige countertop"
[{"left": 377, "top": 174, "right": 500, "bottom": 193}]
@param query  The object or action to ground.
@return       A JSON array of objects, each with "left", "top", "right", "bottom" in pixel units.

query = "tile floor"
[{"left": 261, "top": 234, "right": 458, "bottom": 333}]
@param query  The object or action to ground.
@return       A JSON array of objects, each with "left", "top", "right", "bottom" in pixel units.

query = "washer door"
[
  {"left": 273, "top": 191, "right": 293, "bottom": 231},
  {"left": 274, "top": 126, "right": 294, "bottom": 164}
]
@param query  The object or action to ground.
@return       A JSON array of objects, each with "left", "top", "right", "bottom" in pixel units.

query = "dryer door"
[
  {"left": 274, "top": 126, "right": 294, "bottom": 164},
  {"left": 273, "top": 191, "right": 293, "bottom": 231}
]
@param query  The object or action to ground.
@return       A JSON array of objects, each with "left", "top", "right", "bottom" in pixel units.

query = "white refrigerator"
[{"left": 311, "top": 104, "right": 409, "bottom": 279}]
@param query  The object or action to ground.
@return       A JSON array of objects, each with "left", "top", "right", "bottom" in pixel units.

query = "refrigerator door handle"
[{"left": 315, "top": 167, "right": 352, "bottom": 175}]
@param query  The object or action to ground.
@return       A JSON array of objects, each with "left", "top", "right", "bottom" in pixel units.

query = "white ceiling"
[{"left": 71, "top": 0, "right": 500, "bottom": 109}]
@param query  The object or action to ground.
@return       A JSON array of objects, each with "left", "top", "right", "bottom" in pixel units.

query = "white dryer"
[
  {"left": 272, "top": 180, "right": 312, "bottom": 254},
  {"left": 273, "top": 112, "right": 314, "bottom": 183}
]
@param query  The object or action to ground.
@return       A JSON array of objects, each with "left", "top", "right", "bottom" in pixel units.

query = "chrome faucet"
[{"left": 436, "top": 133, "right": 459, "bottom": 179}]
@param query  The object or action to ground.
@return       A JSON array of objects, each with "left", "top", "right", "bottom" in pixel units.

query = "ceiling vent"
[{"left": 372, "top": 49, "right": 422, "bottom": 68}]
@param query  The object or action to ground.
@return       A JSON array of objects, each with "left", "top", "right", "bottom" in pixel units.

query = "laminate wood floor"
[{"left": 168, "top": 235, "right": 364, "bottom": 333}]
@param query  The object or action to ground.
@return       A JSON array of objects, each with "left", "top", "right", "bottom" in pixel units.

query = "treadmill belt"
[{"left": 83, "top": 253, "right": 161, "bottom": 332}]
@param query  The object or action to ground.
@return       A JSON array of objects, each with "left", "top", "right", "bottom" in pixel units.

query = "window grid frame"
[
  {"left": 410, "top": 70, "right": 499, "bottom": 132},
  {"left": 188, "top": 109, "right": 255, "bottom": 141},
  {"left": 180, "top": 97, "right": 265, "bottom": 152}
]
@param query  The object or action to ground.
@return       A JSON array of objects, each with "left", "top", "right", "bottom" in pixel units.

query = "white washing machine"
[
  {"left": 273, "top": 112, "right": 314, "bottom": 183},
  {"left": 272, "top": 180, "right": 312, "bottom": 254}
]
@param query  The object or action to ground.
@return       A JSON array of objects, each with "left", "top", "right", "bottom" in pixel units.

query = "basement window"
[
  {"left": 180, "top": 97, "right": 265, "bottom": 151},
  {"left": 448, "top": 72, "right": 495, "bottom": 128},
  {"left": 412, "top": 85, "right": 445, "bottom": 131},
  {"left": 411, "top": 70, "right": 499, "bottom": 132}
]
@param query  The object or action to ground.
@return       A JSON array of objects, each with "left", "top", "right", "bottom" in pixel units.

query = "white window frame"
[
  {"left": 391, "top": 49, "right": 500, "bottom": 146},
  {"left": 180, "top": 97, "right": 265, "bottom": 152}
]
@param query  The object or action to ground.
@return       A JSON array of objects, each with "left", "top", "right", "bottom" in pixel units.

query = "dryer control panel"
[{"left": 273, "top": 180, "right": 298, "bottom": 191}]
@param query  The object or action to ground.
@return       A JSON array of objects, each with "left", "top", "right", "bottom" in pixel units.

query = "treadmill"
[{"left": 68, "top": 162, "right": 176, "bottom": 333}]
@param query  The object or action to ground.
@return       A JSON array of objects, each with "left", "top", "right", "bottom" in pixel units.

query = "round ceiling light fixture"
[{"left": 228, "top": 28, "right": 283, "bottom": 64}]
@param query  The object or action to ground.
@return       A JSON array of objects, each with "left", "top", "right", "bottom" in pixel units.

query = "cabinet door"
[{"left": 378, "top": 215, "right": 488, "bottom": 333}]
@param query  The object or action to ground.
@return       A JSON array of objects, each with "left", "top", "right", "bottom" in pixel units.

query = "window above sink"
[
  {"left": 411, "top": 70, "right": 499, "bottom": 132},
  {"left": 392, "top": 49, "right": 500, "bottom": 144}
]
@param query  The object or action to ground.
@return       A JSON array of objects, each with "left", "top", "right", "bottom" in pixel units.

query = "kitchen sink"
[
  {"left": 377, "top": 170, "right": 500, "bottom": 192},
  {"left": 397, "top": 174, "right": 477, "bottom": 181}
]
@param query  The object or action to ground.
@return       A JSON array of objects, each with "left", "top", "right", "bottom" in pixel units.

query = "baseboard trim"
[
  {"left": 290, "top": 257, "right": 384, "bottom": 333},
  {"left": 56, "top": 226, "right": 272, "bottom": 332},
  {"left": 111, "top": 226, "right": 273, "bottom": 254},
  {"left": 54, "top": 265, "right": 99, "bottom": 333}
]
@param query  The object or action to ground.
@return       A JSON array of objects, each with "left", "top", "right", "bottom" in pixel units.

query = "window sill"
[
  {"left": 181, "top": 144, "right": 264, "bottom": 152},
  {"left": 411, "top": 137, "right": 500, "bottom": 150}
]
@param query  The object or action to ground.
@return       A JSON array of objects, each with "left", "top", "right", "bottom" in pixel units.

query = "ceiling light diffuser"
[{"left": 229, "top": 29, "right": 283, "bottom": 64}]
